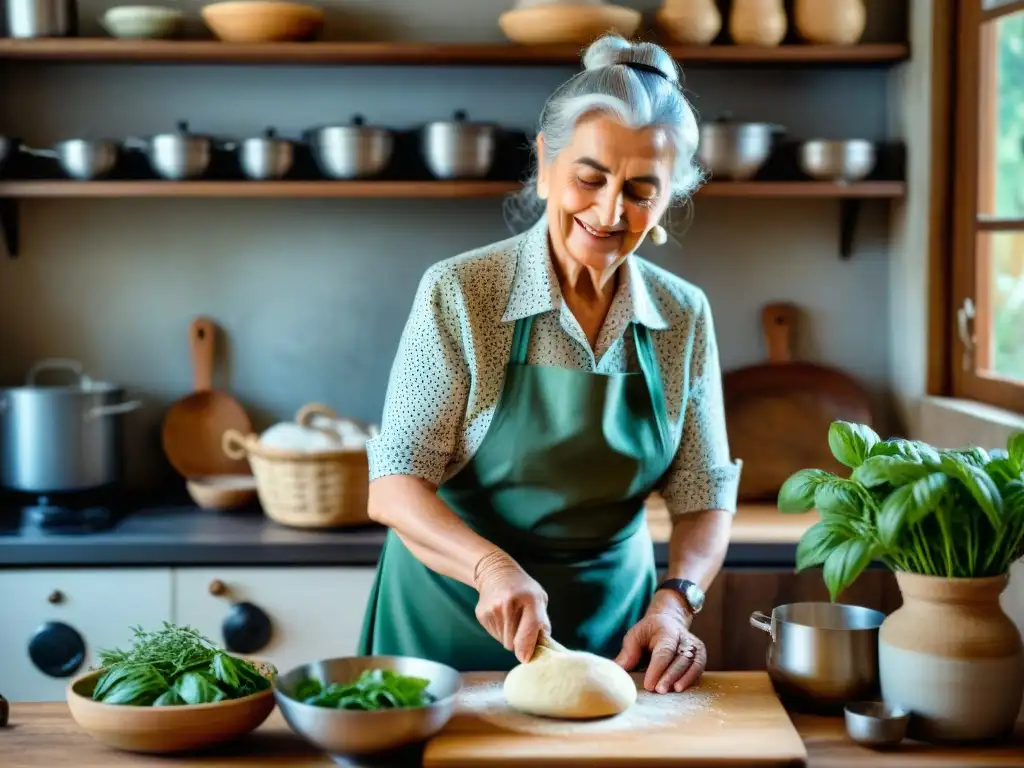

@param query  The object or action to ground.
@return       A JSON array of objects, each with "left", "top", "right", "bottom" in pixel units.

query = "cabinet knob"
[
  {"left": 222, "top": 602, "right": 273, "bottom": 655},
  {"left": 28, "top": 621, "right": 85, "bottom": 678},
  {"left": 47, "top": 590, "right": 65, "bottom": 605},
  {"left": 208, "top": 579, "right": 227, "bottom": 597}
]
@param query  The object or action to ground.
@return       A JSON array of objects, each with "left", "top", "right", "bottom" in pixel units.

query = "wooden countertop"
[
  {"left": 644, "top": 495, "right": 815, "bottom": 545},
  {"left": 4, "top": 685, "right": 1022, "bottom": 767}
]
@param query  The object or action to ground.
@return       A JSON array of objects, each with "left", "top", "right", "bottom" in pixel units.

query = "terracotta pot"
[
  {"left": 794, "top": 0, "right": 866, "bottom": 45},
  {"left": 728, "top": 0, "right": 786, "bottom": 47},
  {"left": 656, "top": 0, "right": 722, "bottom": 46},
  {"left": 879, "top": 572, "right": 1024, "bottom": 743}
]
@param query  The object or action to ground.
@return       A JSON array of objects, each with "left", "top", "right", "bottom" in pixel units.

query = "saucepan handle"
[{"left": 749, "top": 611, "right": 772, "bottom": 634}]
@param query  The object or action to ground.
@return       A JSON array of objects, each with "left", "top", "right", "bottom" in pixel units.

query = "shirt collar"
[{"left": 502, "top": 214, "right": 669, "bottom": 331}]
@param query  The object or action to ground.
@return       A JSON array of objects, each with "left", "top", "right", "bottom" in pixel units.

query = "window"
[{"left": 950, "top": 0, "right": 1024, "bottom": 413}]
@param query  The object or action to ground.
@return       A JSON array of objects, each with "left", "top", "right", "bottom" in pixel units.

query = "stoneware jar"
[
  {"left": 879, "top": 572, "right": 1024, "bottom": 743},
  {"left": 794, "top": 0, "right": 866, "bottom": 45},
  {"left": 656, "top": 0, "right": 722, "bottom": 46},
  {"left": 728, "top": 0, "right": 786, "bottom": 47}
]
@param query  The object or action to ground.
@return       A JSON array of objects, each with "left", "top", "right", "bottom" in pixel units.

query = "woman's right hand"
[{"left": 473, "top": 550, "right": 551, "bottom": 663}]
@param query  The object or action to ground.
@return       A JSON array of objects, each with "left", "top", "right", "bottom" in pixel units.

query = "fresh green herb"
[
  {"left": 294, "top": 669, "right": 435, "bottom": 711},
  {"left": 779, "top": 421, "right": 1024, "bottom": 601},
  {"left": 90, "top": 622, "right": 271, "bottom": 706}
]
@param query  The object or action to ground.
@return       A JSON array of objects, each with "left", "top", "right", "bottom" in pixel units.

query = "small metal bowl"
[
  {"left": 798, "top": 139, "right": 877, "bottom": 183},
  {"left": 844, "top": 701, "right": 910, "bottom": 749},
  {"left": 274, "top": 655, "right": 462, "bottom": 762}
]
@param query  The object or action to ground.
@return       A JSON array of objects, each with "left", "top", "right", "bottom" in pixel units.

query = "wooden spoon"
[{"left": 161, "top": 317, "right": 252, "bottom": 478}]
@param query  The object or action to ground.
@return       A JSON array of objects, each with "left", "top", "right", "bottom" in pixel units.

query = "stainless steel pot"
[
  {"left": 124, "top": 121, "right": 214, "bottom": 180},
  {"left": 231, "top": 127, "right": 294, "bottom": 180},
  {"left": 698, "top": 116, "right": 784, "bottom": 181},
  {"left": 798, "top": 139, "right": 877, "bottom": 182},
  {"left": 750, "top": 602, "right": 886, "bottom": 713},
  {"left": 421, "top": 110, "right": 497, "bottom": 180},
  {"left": 0, "top": 359, "right": 142, "bottom": 494},
  {"left": 23, "top": 139, "right": 120, "bottom": 180},
  {"left": 5, "top": 0, "right": 77, "bottom": 38},
  {"left": 305, "top": 116, "right": 393, "bottom": 180}
]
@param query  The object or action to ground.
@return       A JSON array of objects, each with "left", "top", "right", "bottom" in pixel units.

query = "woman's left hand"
[{"left": 614, "top": 592, "right": 706, "bottom": 694}]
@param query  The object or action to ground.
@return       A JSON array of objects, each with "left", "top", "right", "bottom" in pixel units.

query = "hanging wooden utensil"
[
  {"left": 161, "top": 317, "right": 252, "bottom": 479},
  {"left": 724, "top": 302, "right": 874, "bottom": 502}
]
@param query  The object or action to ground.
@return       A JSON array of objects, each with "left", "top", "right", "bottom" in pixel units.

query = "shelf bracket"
[
  {"left": 1, "top": 198, "right": 19, "bottom": 259},
  {"left": 839, "top": 199, "right": 860, "bottom": 260}
]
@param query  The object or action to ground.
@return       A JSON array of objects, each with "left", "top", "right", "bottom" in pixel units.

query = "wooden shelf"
[
  {"left": 0, "top": 39, "right": 911, "bottom": 67},
  {"left": 0, "top": 180, "right": 906, "bottom": 199}
]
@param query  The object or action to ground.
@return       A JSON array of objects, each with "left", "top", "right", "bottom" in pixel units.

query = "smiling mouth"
[{"left": 575, "top": 218, "right": 623, "bottom": 239}]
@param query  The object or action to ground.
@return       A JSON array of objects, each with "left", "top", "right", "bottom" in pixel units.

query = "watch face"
[{"left": 684, "top": 582, "right": 705, "bottom": 612}]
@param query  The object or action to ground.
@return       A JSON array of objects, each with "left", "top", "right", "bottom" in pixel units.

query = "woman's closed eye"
[{"left": 576, "top": 176, "right": 658, "bottom": 208}]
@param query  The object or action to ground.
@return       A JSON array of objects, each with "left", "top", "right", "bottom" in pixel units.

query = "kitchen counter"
[
  {"left": 2, "top": 699, "right": 1021, "bottom": 767},
  {"left": 0, "top": 497, "right": 815, "bottom": 568}
]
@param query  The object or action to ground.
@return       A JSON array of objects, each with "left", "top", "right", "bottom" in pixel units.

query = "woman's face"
[{"left": 537, "top": 113, "right": 675, "bottom": 273}]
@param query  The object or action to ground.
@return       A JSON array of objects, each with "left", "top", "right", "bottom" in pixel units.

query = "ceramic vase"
[
  {"left": 728, "top": 0, "right": 786, "bottom": 47},
  {"left": 656, "top": 0, "right": 722, "bottom": 46},
  {"left": 879, "top": 572, "right": 1024, "bottom": 743},
  {"left": 794, "top": 0, "right": 866, "bottom": 45}
]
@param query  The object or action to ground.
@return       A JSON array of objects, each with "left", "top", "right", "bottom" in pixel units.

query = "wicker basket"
[{"left": 222, "top": 403, "right": 371, "bottom": 529}]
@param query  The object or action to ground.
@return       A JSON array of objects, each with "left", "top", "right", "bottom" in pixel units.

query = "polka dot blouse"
[{"left": 366, "top": 214, "right": 742, "bottom": 517}]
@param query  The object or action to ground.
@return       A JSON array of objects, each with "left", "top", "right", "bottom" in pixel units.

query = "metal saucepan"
[
  {"left": 0, "top": 359, "right": 142, "bottom": 494},
  {"left": 305, "top": 115, "right": 393, "bottom": 180},
  {"left": 698, "top": 114, "right": 785, "bottom": 181},
  {"left": 123, "top": 120, "right": 218, "bottom": 180},
  {"left": 797, "top": 139, "right": 877, "bottom": 182},
  {"left": 228, "top": 127, "right": 295, "bottom": 180},
  {"left": 750, "top": 602, "right": 886, "bottom": 713},
  {"left": 22, "top": 139, "right": 120, "bottom": 180},
  {"left": 421, "top": 110, "right": 498, "bottom": 180}
]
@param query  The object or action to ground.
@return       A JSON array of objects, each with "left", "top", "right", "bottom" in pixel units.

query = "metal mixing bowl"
[
  {"left": 698, "top": 119, "right": 783, "bottom": 180},
  {"left": 421, "top": 110, "right": 497, "bottom": 179},
  {"left": 25, "top": 139, "right": 120, "bottom": 180},
  {"left": 844, "top": 701, "right": 911, "bottom": 749},
  {"left": 274, "top": 655, "right": 462, "bottom": 761},
  {"left": 305, "top": 116, "right": 393, "bottom": 180},
  {"left": 798, "top": 139, "right": 877, "bottom": 182}
]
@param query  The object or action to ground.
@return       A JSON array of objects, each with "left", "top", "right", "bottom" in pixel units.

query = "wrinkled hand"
[
  {"left": 473, "top": 550, "right": 551, "bottom": 664},
  {"left": 615, "top": 593, "right": 706, "bottom": 694}
]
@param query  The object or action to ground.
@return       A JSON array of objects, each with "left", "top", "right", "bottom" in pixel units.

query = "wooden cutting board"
[
  {"left": 724, "top": 302, "right": 874, "bottom": 502},
  {"left": 423, "top": 671, "right": 808, "bottom": 767}
]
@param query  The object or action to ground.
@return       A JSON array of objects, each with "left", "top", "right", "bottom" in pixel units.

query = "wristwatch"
[{"left": 656, "top": 578, "right": 705, "bottom": 615}]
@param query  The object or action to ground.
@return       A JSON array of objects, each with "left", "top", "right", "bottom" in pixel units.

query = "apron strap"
[
  {"left": 511, "top": 315, "right": 534, "bottom": 366},
  {"left": 633, "top": 323, "right": 671, "bottom": 454}
]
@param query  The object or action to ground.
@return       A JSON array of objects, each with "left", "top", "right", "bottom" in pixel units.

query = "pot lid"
[{"left": 424, "top": 110, "right": 499, "bottom": 129}]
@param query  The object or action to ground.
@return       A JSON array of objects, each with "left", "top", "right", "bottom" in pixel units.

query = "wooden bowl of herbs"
[{"left": 66, "top": 623, "right": 276, "bottom": 754}]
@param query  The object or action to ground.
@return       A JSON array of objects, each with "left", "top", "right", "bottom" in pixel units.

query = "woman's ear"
[{"left": 535, "top": 134, "right": 549, "bottom": 200}]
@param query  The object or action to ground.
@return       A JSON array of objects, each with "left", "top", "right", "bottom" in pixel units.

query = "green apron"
[{"left": 357, "top": 311, "right": 678, "bottom": 671}]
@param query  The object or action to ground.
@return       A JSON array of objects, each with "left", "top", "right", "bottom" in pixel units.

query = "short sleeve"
[
  {"left": 366, "top": 264, "right": 470, "bottom": 485},
  {"left": 659, "top": 291, "right": 742, "bottom": 515}
]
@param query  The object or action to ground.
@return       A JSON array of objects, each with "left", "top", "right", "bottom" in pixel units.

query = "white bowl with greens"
[
  {"left": 66, "top": 623, "right": 276, "bottom": 754},
  {"left": 274, "top": 655, "right": 462, "bottom": 759}
]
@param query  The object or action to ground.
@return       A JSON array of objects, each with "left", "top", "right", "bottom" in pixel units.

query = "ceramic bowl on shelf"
[
  {"left": 201, "top": 1, "right": 325, "bottom": 43},
  {"left": 498, "top": 3, "right": 642, "bottom": 45},
  {"left": 66, "top": 663, "right": 276, "bottom": 754},
  {"left": 100, "top": 6, "right": 186, "bottom": 39},
  {"left": 798, "top": 139, "right": 876, "bottom": 182}
]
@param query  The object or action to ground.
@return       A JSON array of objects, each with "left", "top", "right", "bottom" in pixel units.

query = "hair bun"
[{"left": 581, "top": 34, "right": 680, "bottom": 84}]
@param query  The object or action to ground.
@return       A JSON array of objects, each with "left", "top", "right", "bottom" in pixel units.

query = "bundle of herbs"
[
  {"left": 778, "top": 421, "right": 1024, "bottom": 600},
  {"left": 293, "top": 668, "right": 436, "bottom": 710},
  {"left": 91, "top": 623, "right": 272, "bottom": 706}
]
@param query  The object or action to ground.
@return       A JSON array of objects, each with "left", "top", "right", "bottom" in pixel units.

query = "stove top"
[{"left": 0, "top": 486, "right": 129, "bottom": 536}]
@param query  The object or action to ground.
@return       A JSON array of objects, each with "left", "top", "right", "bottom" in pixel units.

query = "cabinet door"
[
  {"left": 0, "top": 568, "right": 173, "bottom": 702},
  {"left": 171, "top": 567, "right": 377, "bottom": 675}
]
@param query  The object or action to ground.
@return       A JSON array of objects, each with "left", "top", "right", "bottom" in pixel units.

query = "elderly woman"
[{"left": 358, "top": 34, "right": 740, "bottom": 695}]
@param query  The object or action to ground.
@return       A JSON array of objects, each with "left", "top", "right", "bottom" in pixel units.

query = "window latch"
[{"left": 956, "top": 297, "right": 976, "bottom": 372}]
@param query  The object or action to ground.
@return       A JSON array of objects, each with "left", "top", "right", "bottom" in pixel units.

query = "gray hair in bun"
[{"left": 505, "top": 34, "right": 703, "bottom": 232}]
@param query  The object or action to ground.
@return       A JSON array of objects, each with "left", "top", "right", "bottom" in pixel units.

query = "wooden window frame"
[{"left": 945, "top": 0, "right": 1024, "bottom": 413}]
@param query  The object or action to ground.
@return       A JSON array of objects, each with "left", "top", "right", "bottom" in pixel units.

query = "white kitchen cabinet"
[
  {"left": 171, "top": 567, "right": 377, "bottom": 675},
  {"left": 0, "top": 568, "right": 173, "bottom": 702}
]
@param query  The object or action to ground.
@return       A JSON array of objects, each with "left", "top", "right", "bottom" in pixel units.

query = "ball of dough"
[{"left": 503, "top": 645, "right": 637, "bottom": 719}]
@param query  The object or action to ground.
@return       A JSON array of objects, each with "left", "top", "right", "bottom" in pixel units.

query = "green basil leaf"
[
  {"left": 822, "top": 539, "right": 874, "bottom": 602},
  {"left": 984, "top": 457, "right": 1020, "bottom": 492},
  {"left": 92, "top": 665, "right": 135, "bottom": 701},
  {"left": 828, "top": 421, "right": 880, "bottom": 469},
  {"left": 211, "top": 652, "right": 241, "bottom": 693},
  {"left": 852, "top": 455, "right": 931, "bottom": 488},
  {"left": 1008, "top": 432, "right": 1024, "bottom": 472},
  {"left": 877, "top": 473, "right": 949, "bottom": 547},
  {"left": 778, "top": 469, "right": 833, "bottom": 513},
  {"left": 814, "top": 479, "right": 864, "bottom": 521},
  {"left": 97, "top": 666, "right": 166, "bottom": 706},
  {"left": 153, "top": 688, "right": 185, "bottom": 707},
  {"left": 174, "top": 671, "right": 227, "bottom": 705},
  {"left": 795, "top": 520, "right": 850, "bottom": 572}
]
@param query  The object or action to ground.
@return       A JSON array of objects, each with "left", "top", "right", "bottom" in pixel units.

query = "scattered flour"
[{"left": 456, "top": 681, "right": 721, "bottom": 736}]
